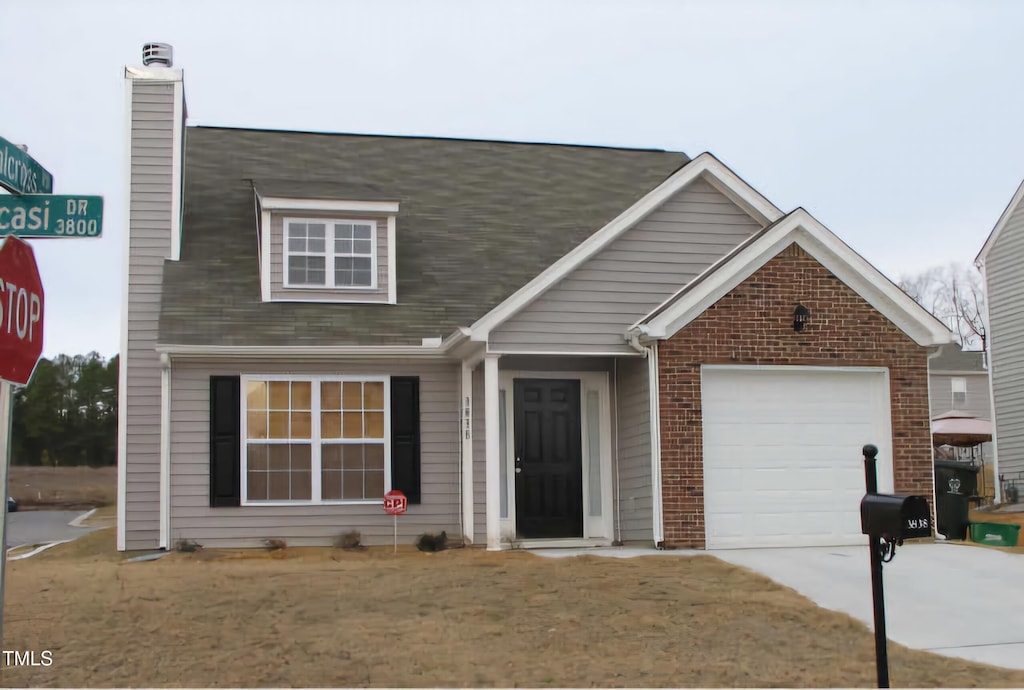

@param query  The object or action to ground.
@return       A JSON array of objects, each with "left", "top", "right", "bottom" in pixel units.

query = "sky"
[{"left": 1, "top": 0, "right": 1022, "bottom": 359}]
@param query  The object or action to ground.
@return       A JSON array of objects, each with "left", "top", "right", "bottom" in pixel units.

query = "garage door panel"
[{"left": 701, "top": 367, "right": 892, "bottom": 549}]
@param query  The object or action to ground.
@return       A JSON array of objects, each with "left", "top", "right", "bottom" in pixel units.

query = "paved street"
[{"left": 5, "top": 510, "right": 99, "bottom": 550}]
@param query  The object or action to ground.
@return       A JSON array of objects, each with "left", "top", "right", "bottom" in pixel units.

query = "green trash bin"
[
  {"left": 969, "top": 522, "right": 1021, "bottom": 547},
  {"left": 934, "top": 460, "right": 981, "bottom": 540}
]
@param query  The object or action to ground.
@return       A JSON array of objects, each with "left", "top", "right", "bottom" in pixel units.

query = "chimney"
[
  {"left": 118, "top": 43, "right": 185, "bottom": 552},
  {"left": 142, "top": 43, "right": 174, "bottom": 68}
]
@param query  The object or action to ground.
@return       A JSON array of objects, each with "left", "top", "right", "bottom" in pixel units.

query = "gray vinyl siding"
[
  {"left": 987, "top": 198, "right": 1024, "bottom": 478},
  {"left": 269, "top": 212, "right": 390, "bottom": 302},
  {"left": 490, "top": 176, "right": 764, "bottom": 354},
  {"left": 929, "top": 373, "right": 991, "bottom": 419},
  {"left": 614, "top": 356, "right": 653, "bottom": 542},
  {"left": 123, "top": 80, "right": 176, "bottom": 550},
  {"left": 169, "top": 359, "right": 460, "bottom": 547}
]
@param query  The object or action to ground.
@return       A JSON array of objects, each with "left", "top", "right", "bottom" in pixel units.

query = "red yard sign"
[
  {"left": 0, "top": 236, "right": 44, "bottom": 386},
  {"left": 384, "top": 489, "right": 408, "bottom": 516}
]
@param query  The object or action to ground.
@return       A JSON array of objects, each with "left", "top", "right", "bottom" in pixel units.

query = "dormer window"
[
  {"left": 254, "top": 186, "right": 398, "bottom": 304},
  {"left": 285, "top": 219, "right": 377, "bottom": 289}
]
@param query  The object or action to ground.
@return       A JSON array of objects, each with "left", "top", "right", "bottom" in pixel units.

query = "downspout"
[
  {"left": 924, "top": 346, "right": 942, "bottom": 524},
  {"left": 158, "top": 353, "right": 172, "bottom": 550},
  {"left": 627, "top": 329, "right": 665, "bottom": 548}
]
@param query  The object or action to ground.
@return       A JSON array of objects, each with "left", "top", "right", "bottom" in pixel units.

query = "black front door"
[{"left": 514, "top": 378, "right": 583, "bottom": 539}]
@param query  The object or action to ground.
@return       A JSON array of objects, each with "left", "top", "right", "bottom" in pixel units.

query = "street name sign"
[
  {"left": 0, "top": 236, "right": 44, "bottom": 386},
  {"left": 0, "top": 195, "right": 103, "bottom": 238},
  {"left": 0, "top": 136, "right": 53, "bottom": 195}
]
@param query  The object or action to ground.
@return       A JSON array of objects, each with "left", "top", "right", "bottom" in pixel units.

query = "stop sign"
[{"left": 0, "top": 236, "right": 44, "bottom": 385}]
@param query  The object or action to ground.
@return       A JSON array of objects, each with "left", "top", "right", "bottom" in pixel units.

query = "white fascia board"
[
  {"left": 116, "top": 72, "right": 134, "bottom": 552},
  {"left": 642, "top": 208, "right": 955, "bottom": 347},
  {"left": 468, "top": 153, "right": 784, "bottom": 340},
  {"left": 259, "top": 197, "right": 400, "bottom": 213},
  {"left": 156, "top": 344, "right": 453, "bottom": 359},
  {"left": 976, "top": 177, "right": 1024, "bottom": 267},
  {"left": 169, "top": 81, "right": 184, "bottom": 262}
]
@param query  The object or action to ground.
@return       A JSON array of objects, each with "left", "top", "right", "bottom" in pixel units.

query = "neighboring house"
[
  {"left": 117, "top": 47, "right": 952, "bottom": 553},
  {"left": 929, "top": 343, "right": 991, "bottom": 420},
  {"left": 976, "top": 178, "right": 1024, "bottom": 502}
]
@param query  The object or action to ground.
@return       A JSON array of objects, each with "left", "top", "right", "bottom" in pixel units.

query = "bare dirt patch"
[
  {"left": 7, "top": 465, "right": 116, "bottom": 509},
  {"left": 3, "top": 532, "right": 1024, "bottom": 688}
]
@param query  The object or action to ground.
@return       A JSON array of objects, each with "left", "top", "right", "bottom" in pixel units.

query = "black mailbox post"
[{"left": 861, "top": 444, "right": 933, "bottom": 689}]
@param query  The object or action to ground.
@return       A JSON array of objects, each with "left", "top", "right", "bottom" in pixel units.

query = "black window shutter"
[
  {"left": 390, "top": 376, "right": 421, "bottom": 504},
  {"left": 209, "top": 376, "right": 241, "bottom": 507}
]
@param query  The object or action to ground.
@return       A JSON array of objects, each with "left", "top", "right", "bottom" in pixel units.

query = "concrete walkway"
[{"left": 532, "top": 542, "right": 1024, "bottom": 670}]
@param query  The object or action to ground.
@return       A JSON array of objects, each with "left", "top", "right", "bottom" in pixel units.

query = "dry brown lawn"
[
  {"left": 3, "top": 531, "right": 1024, "bottom": 688},
  {"left": 6, "top": 465, "right": 116, "bottom": 509}
]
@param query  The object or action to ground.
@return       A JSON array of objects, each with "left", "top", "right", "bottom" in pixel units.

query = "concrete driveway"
[
  {"left": 713, "top": 542, "right": 1024, "bottom": 670},
  {"left": 4, "top": 510, "right": 100, "bottom": 551}
]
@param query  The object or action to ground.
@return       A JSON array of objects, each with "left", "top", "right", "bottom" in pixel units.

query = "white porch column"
[
  {"left": 484, "top": 354, "right": 502, "bottom": 550},
  {"left": 460, "top": 362, "right": 474, "bottom": 544}
]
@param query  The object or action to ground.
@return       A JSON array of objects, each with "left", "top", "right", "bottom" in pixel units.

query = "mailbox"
[{"left": 860, "top": 494, "right": 932, "bottom": 541}]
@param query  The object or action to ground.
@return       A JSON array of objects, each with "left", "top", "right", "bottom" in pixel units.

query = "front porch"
[{"left": 461, "top": 354, "right": 660, "bottom": 550}]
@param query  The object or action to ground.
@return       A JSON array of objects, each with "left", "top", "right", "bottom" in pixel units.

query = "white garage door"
[{"left": 701, "top": 366, "right": 893, "bottom": 549}]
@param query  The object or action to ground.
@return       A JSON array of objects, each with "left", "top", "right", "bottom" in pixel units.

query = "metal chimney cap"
[{"left": 142, "top": 43, "right": 173, "bottom": 67}]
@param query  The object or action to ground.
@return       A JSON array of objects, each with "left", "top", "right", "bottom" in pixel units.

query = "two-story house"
[
  {"left": 976, "top": 177, "right": 1024, "bottom": 504},
  {"left": 928, "top": 343, "right": 993, "bottom": 499},
  {"left": 929, "top": 344, "right": 991, "bottom": 420},
  {"left": 117, "top": 45, "right": 952, "bottom": 552}
]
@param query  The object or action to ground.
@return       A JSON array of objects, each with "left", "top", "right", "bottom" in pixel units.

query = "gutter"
[
  {"left": 626, "top": 330, "right": 666, "bottom": 548},
  {"left": 156, "top": 329, "right": 470, "bottom": 359}
]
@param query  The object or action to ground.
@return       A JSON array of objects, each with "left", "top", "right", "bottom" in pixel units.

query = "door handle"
[{"left": 515, "top": 468, "right": 522, "bottom": 474}]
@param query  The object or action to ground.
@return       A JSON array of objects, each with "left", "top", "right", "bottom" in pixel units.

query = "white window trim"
[
  {"left": 240, "top": 374, "right": 391, "bottom": 506},
  {"left": 282, "top": 217, "right": 379, "bottom": 291}
]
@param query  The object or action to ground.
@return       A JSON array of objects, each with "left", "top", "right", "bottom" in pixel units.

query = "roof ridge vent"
[{"left": 142, "top": 43, "right": 173, "bottom": 67}]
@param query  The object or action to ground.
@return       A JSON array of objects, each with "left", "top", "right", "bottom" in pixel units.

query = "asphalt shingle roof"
[
  {"left": 159, "top": 127, "right": 689, "bottom": 346},
  {"left": 930, "top": 342, "right": 987, "bottom": 372}
]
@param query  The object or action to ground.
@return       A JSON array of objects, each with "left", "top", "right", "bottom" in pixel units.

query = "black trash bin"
[{"left": 934, "top": 460, "right": 980, "bottom": 540}]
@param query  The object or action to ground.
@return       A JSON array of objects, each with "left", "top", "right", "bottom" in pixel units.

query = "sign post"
[
  {"left": 0, "top": 131, "right": 99, "bottom": 652},
  {"left": 383, "top": 489, "right": 408, "bottom": 553},
  {"left": 0, "top": 235, "right": 45, "bottom": 649}
]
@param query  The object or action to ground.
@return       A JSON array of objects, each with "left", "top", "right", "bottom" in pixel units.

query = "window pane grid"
[
  {"left": 285, "top": 220, "right": 376, "bottom": 288},
  {"left": 245, "top": 378, "right": 387, "bottom": 503}
]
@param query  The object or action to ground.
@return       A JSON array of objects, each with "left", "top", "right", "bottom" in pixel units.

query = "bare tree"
[{"left": 898, "top": 263, "right": 986, "bottom": 350}]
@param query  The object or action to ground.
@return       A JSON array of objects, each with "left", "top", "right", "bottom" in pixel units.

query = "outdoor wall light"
[{"left": 793, "top": 304, "right": 810, "bottom": 332}]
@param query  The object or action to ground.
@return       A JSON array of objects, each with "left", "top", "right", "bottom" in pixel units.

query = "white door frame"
[{"left": 499, "top": 370, "right": 614, "bottom": 542}]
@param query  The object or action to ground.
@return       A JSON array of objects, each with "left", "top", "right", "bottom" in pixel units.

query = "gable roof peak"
[{"left": 976, "top": 177, "right": 1024, "bottom": 266}]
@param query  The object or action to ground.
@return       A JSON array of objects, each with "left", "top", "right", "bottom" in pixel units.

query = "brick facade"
[{"left": 657, "top": 243, "right": 933, "bottom": 548}]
